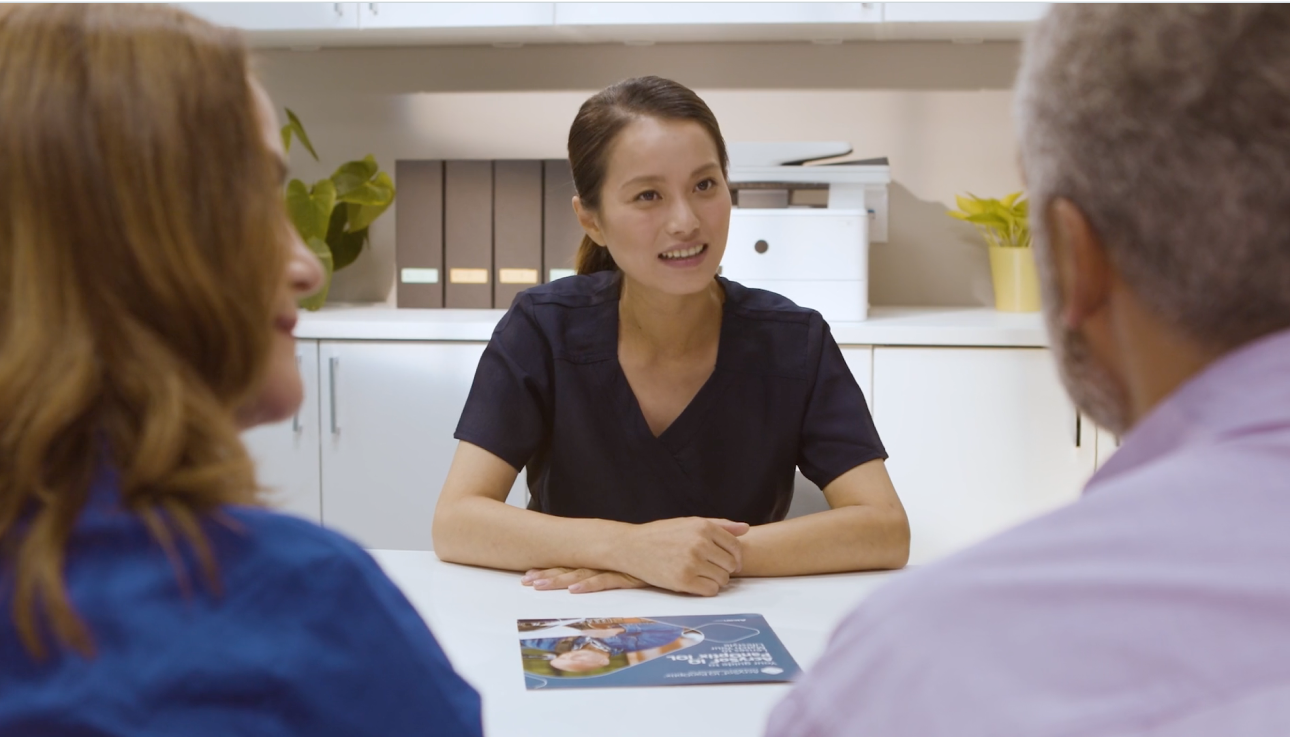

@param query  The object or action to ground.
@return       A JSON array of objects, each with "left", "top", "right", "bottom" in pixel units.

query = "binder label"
[
  {"left": 400, "top": 267, "right": 440, "bottom": 284},
  {"left": 449, "top": 268, "right": 489, "bottom": 284},
  {"left": 498, "top": 268, "right": 539, "bottom": 285}
]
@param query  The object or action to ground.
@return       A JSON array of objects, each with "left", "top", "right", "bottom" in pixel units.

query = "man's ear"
[
  {"left": 1047, "top": 198, "right": 1112, "bottom": 330},
  {"left": 572, "top": 196, "right": 606, "bottom": 246}
]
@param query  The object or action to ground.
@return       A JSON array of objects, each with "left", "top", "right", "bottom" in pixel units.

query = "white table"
[{"left": 370, "top": 551, "right": 901, "bottom": 737}]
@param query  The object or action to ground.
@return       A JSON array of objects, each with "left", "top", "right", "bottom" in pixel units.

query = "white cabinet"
[
  {"left": 1095, "top": 425, "right": 1121, "bottom": 470},
  {"left": 553, "top": 2, "right": 881, "bottom": 44},
  {"left": 179, "top": 0, "right": 1044, "bottom": 47},
  {"left": 554, "top": 3, "right": 880, "bottom": 26},
  {"left": 359, "top": 3, "right": 554, "bottom": 30},
  {"left": 871, "top": 346, "right": 1095, "bottom": 564},
  {"left": 318, "top": 341, "right": 481, "bottom": 550},
  {"left": 174, "top": 2, "right": 359, "bottom": 31},
  {"left": 881, "top": 3, "right": 1049, "bottom": 23},
  {"left": 241, "top": 341, "right": 323, "bottom": 523},
  {"left": 316, "top": 341, "right": 528, "bottom": 551},
  {"left": 877, "top": 2, "right": 1049, "bottom": 40}
]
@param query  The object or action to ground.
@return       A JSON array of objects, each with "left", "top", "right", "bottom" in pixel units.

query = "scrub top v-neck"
[{"left": 454, "top": 271, "right": 887, "bottom": 525}]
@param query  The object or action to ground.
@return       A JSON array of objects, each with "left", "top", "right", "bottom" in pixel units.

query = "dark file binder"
[
  {"left": 444, "top": 160, "right": 494, "bottom": 309},
  {"left": 493, "top": 160, "right": 543, "bottom": 308},
  {"left": 542, "top": 159, "right": 584, "bottom": 283},
  {"left": 394, "top": 160, "right": 444, "bottom": 309}
]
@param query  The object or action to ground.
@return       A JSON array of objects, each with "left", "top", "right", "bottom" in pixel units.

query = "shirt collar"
[{"left": 1087, "top": 326, "right": 1290, "bottom": 491}]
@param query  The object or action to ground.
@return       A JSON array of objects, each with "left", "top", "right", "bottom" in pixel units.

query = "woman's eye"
[
  {"left": 696, "top": 178, "right": 716, "bottom": 192},
  {"left": 635, "top": 190, "right": 660, "bottom": 202}
]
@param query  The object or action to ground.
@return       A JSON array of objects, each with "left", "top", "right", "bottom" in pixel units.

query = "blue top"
[
  {"left": 523, "top": 622, "right": 688, "bottom": 655},
  {"left": 455, "top": 272, "right": 887, "bottom": 524},
  {"left": 0, "top": 469, "right": 482, "bottom": 737}
]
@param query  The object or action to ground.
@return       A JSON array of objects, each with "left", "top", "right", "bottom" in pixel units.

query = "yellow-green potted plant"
[
  {"left": 280, "top": 109, "right": 395, "bottom": 310},
  {"left": 948, "top": 192, "right": 1039, "bottom": 312}
]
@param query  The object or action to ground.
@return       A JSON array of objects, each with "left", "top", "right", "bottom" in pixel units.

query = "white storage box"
[{"left": 721, "top": 209, "right": 869, "bottom": 322}]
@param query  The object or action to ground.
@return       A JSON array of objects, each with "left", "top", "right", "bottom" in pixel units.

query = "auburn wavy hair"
[{"left": 0, "top": 4, "right": 286, "bottom": 659}]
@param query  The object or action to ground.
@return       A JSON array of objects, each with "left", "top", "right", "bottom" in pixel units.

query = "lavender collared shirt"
[{"left": 767, "top": 327, "right": 1290, "bottom": 737}]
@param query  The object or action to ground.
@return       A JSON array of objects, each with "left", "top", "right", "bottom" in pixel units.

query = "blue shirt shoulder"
[{"left": 0, "top": 476, "right": 482, "bottom": 737}]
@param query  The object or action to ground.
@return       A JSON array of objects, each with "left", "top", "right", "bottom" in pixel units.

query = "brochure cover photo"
[{"left": 518, "top": 614, "right": 800, "bottom": 690}]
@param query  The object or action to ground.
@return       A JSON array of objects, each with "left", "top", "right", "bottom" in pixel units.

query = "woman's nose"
[
  {"left": 667, "top": 198, "right": 701, "bottom": 237},
  {"left": 289, "top": 234, "right": 325, "bottom": 297}
]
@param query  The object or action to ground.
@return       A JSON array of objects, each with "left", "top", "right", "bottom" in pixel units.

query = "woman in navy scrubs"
[{"left": 433, "top": 76, "right": 909, "bottom": 596}]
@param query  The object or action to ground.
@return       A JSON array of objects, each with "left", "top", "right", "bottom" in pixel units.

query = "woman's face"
[
  {"left": 577, "top": 116, "right": 731, "bottom": 297},
  {"left": 551, "top": 648, "right": 612, "bottom": 673},
  {"left": 236, "top": 81, "right": 324, "bottom": 429}
]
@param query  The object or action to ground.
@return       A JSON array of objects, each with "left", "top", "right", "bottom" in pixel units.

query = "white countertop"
[
  {"left": 370, "top": 551, "right": 900, "bottom": 737},
  {"left": 299, "top": 304, "right": 1050, "bottom": 348}
]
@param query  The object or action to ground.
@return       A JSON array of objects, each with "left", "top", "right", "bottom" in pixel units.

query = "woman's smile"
[{"left": 658, "top": 242, "right": 709, "bottom": 267}]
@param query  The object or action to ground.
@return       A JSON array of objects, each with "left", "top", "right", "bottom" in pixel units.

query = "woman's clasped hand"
[{"left": 522, "top": 517, "right": 749, "bottom": 596}]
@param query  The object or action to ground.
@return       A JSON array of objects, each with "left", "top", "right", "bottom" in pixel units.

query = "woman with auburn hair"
[
  {"left": 433, "top": 76, "right": 909, "bottom": 596},
  {"left": 0, "top": 5, "right": 480, "bottom": 735}
]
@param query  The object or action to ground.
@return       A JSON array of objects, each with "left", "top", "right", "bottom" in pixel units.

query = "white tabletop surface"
[
  {"left": 298, "top": 304, "right": 1047, "bottom": 347},
  {"left": 369, "top": 551, "right": 901, "bottom": 737}
]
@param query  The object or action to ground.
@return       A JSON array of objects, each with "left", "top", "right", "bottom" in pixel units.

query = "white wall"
[{"left": 256, "top": 40, "right": 1023, "bottom": 307}]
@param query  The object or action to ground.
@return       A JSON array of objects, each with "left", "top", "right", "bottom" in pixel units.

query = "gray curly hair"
[{"left": 1015, "top": 4, "right": 1290, "bottom": 350}]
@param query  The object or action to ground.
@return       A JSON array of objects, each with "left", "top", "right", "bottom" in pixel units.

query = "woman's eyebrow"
[
  {"left": 619, "top": 162, "right": 721, "bottom": 191},
  {"left": 620, "top": 173, "right": 662, "bottom": 190}
]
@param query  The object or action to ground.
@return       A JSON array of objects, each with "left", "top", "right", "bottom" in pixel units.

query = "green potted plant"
[
  {"left": 947, "top": 192, "right": 1040, "bottom": 312},
  {"left": 280, "top": 109, "right": 395, "bottom": 310}
]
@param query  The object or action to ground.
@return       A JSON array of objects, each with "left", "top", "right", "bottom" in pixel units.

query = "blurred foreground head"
[
  {"left": 1015, "top": 4, "right": 1290, "bottom": 434},
  {"left": 0, "top": 3, "right": 293, "bottom": 658}
]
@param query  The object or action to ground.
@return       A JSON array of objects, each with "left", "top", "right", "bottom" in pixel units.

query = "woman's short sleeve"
[
  {"left": 796, "top": 320, "right": 888, "bottom": 489},
  {"left": 453, "top": 296, "right": 552, "bottom": 471}
]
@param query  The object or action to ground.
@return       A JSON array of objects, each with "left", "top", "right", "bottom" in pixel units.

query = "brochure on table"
[{"left": 518, "top": 613, "right": 800, "bottom": 690}]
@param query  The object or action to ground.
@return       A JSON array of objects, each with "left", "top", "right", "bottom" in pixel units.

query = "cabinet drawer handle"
[
  {"left": 329, "top": 357, "right": 340, "bottom": 435},
  {"left": 754, "top": 239, "right": 769, "bottom": 254}
]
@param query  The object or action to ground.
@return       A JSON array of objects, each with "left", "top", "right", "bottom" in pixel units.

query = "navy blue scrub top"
[
  {"left": 455, "top": 271, "right": 887, "bottom": 525},
  {"left": 0, "top": 468, "right": 482, "bottom": 737}
]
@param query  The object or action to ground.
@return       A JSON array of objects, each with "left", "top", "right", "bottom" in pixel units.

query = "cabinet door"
[
  {"left": 880, "top": 2, "right": 1048, "bottom": 23},
  {"left": 319, "top": 341, "right": 525, "bottom": 551},
  {"left": 555, "top": 3, "right": 878, "bottom": 26},
  {"left": 787, "top": 346, "right": 874, "bottom": 519},
  {"left": 240, "top": 341, "right": 322, "bottom": 524},
  {"left": 872, "top": 347, "right": 1095, "bottom": 564},
  {"left": 361, "top": 3, "right": 554, "bottom": 29},
  {"left": 1095, "top": 425, "right": 1121, "bottom": 470},
  {"left": 174, "top": 3, "right": 359, "bottom": 31}
]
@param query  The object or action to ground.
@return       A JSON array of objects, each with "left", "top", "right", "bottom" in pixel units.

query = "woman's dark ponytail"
[
  {"left": 566, "top": 76, "right": 728, "bottom": 277},
  {"left": 575, "top": 235, "right": 617, "bottom": 275}
]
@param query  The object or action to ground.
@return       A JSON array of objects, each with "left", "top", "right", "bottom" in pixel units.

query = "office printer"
[{"left": 721, "top": 144, "right": 890, "bottom": 322}]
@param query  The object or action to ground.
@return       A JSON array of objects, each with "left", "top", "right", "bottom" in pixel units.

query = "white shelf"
[
  {"left": 296, "top": 303, "right": 1048, "bottom": 348},
  {"left": 175, "top": 2, "right": 1046, "bottom": 48},
  {"left": 831, "top": 306, "right": 1047, "bottom": 347}
]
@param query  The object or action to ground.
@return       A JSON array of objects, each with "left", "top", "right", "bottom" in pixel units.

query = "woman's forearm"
[
  {"left": 736, "top": 504, "right": 910, "bottom": 577},
  {"left": 432, "top": 496, "right": 631, "bottom": 573}
]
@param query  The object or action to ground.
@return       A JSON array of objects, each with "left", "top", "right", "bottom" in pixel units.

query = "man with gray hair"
[{"left": 766, "top": 5, "right": 1290, "bottom": 735}]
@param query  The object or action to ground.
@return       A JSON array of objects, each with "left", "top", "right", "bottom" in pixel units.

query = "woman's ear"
[{"left": 572, "top": 196, "right": 606, "bottom": 247}]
